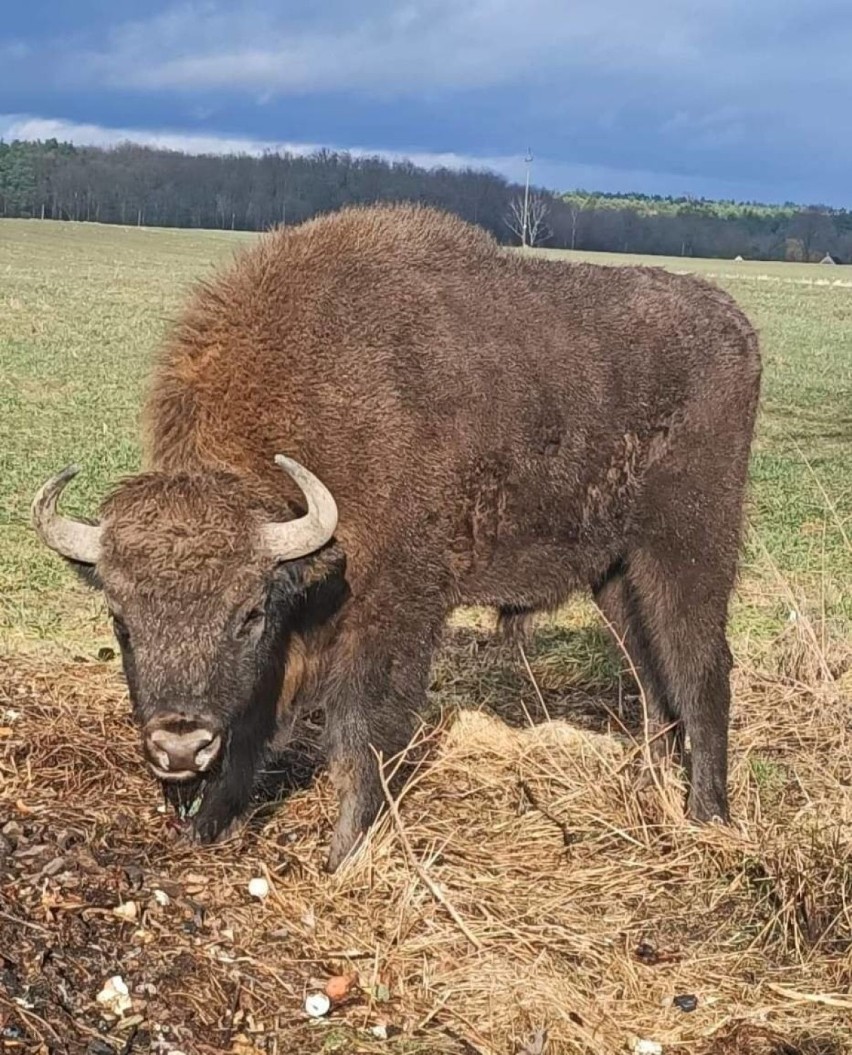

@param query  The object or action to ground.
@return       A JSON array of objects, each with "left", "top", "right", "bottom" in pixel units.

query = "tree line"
[{"left": 1, "top": 138, "right": 850, "bottom": 263}]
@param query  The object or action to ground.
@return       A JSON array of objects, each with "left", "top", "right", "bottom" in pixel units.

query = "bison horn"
[
  {"left": 262, "top": 454, "right": 338, "bottom": 560},
  {"left": 31, "top": 465, "right": 103, "bottom": 565}
]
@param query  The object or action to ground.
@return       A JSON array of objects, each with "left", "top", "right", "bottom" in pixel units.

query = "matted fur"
[{"left": 51, "top": 204, "right": 762, "bottom": 866}]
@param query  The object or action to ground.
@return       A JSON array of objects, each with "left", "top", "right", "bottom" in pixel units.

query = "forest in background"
[{"left": 2, "top": 137, "right": 851, "bottom": 263}]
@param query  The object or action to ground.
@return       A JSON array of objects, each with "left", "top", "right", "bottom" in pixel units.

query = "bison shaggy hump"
[{"left": 34, "top": 204, "right": 761, "bottom": 871}]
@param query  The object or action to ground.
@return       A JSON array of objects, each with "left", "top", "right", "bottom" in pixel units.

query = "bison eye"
[{"left": 237, "top": 607, "right": 266, "bottom": 639}]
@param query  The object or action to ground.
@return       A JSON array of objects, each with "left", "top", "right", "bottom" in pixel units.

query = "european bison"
[{"left": 32, "top": 205, "right": 761, "bottom": 870}]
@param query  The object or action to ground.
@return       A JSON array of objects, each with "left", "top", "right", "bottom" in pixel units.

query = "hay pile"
[{"left": 1, "top": 631, "right": 850, "bottom": 1055}]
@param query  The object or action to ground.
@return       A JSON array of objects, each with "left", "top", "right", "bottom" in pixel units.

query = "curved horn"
[
  {"left": 31, "top": 465, "right": 103, "bottom": 565},
  {"left": 262, "top": 455, "right": 338, "bottom": 561}
]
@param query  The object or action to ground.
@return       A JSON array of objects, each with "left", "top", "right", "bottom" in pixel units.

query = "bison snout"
[{"left": 143, "top": 717, "right": 222, "bottom": 780}]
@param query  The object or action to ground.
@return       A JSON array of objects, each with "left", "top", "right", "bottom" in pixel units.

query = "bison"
[{"left": 32, "top": 204, "right": 761, "bottom": 871}]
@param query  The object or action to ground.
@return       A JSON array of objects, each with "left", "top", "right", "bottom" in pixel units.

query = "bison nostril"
[
  {"left": 195, "top": 733, "right": 222, "bottom": 770},
  {"left": 145, "top": 721, "right": 222, "bottom": 779}
]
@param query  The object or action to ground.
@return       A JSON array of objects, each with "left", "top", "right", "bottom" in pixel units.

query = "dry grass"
[{"left": 2, "top": 620, "right": 851, "bottom": 1055}]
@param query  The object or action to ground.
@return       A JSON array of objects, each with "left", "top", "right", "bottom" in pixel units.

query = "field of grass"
[
  {"left": 1, "top": 220, "right": 253, "bottom": 647},
  {"left": 1, "top": 221, "right": 850, "bottom": 652},
  {"left": 1, "top": 219, "right": 851, "bottom": 1054}
]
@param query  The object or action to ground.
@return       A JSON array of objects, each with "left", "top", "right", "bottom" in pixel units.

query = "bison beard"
[
  {"left": 31, "top": 204, "right": 762, "bottom": 872},
  {"left": 161, "top": 553, "right": 350, "bottom": 845}
]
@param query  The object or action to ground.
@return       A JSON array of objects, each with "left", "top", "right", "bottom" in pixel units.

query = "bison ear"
[
  {"left": 269, "top": 542, "right": 348, "bottom": 632},
  {"left": 67, "top": 557, "right": 103, "bottom": 592}
]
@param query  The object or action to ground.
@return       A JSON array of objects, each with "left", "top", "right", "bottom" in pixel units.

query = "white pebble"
[
  {"left": 152, "top": 889, "right": 170, "bottom": 907},
  {"left": 112, "top": 901, "right": 138, "bottom": 921},
  {"left": 305, "top": 992, "right": 331, "bottom": 1018},
  {"left": 248, "top": 877, "right": 269, "bottom": 899}
]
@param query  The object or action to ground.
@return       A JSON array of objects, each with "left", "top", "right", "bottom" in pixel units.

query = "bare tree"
[
  {"left": 505, "top": 192, "right": 551, "bottom": 247},
  {"left": 789, "top": 208, "right": 838, "bottom": 262}
]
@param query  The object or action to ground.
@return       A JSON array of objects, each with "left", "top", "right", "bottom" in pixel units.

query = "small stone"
[
  {"left": 113, "top": 901, "right": 139, "bottom": 921},
  {"left": 673, "top": 994, "right": 698, "bottom": 1012},
  {"left": 325, "top": 972, "right": 358, "bottom": 1001},
  {"left": 370, "top": 1023, "right": 388, "bottom": 1040},
  {"left": 152, "top": 889, "right": 170, "bottom": 907},
  {"left": 304, "top": 992, "right": 331, "bottom": 1018},
  {"left": 248, "top": 877, "right": 269, "bottom": 899},
  {"left": 301, "top": 908, "right": 316, "bottom": 929}
]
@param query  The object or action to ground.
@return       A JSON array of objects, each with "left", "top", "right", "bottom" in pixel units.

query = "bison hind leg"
[
  {"left": 593, "top": 565, "right": 683, "bottom": 765},
  {"left": 495, "top": 604, "right": 536, "bottom": 647},
  {"left": 625, "top": 545, "right": 734, "bottom": 824}
]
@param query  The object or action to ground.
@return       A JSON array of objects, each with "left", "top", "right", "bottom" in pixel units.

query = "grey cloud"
[{"left": 70, "top": 0, "right": 752, "bottom": 95}]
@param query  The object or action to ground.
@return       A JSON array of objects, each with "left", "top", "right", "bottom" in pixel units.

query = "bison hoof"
[
  {"left": 325, "top": 826, "right": 367, "bottom": 874},
  {"left": 686, "top": 792, "right": 730, "bottom": 825},
  {"left": 190, "top": 814, "right": 245, "bottom": 846}
]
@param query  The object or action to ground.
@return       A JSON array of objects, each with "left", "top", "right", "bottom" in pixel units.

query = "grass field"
[
  {"left": 1, "top": 218, "right": 851, "bottom": 1054},
  {"left": 1, "top": 221, "right": 850, "bottom": 650}
]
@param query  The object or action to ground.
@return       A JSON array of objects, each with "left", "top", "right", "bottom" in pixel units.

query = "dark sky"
[{"left": 3, "top": 0, "right": 851, "bottom": 205}]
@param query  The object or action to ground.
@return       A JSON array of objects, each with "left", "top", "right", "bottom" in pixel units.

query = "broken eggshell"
[
  {"left": 305, "top": 992, "right": 331, "bottom": 1018},
  {"left": 95, "top": 975, "right": 132, "bottom": 1017}
]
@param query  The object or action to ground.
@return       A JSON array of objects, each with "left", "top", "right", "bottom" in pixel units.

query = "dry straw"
[{"left": 1, "top": 617, "right": 850, "bottom": 1054}]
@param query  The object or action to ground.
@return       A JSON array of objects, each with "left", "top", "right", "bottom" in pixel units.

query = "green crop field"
[
  {"left": 1, "top": 219, "right": 850, "bottom": 653},
  {"left": 1, "top": 219, "right": 851, "bottom": 1054}
]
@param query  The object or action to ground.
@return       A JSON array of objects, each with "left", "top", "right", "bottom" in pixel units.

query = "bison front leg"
[
  {"left": 188, "top": 716, "right": 270, "bottom": 844},
  {"left": 323, "top": 632, "right": 436, "bottom": 872},
  {"left": 325, "top": 750, "right": 386, "bottom": 872}
]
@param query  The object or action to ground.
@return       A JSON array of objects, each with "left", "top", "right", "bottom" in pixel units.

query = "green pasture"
[{"left": 1, "top": 219, "right": 849, "bottom": 656}]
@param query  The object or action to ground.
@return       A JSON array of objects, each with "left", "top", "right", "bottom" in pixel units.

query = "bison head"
[{"left": 31, "top": 457, "right": 345, "bottom": 836}]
